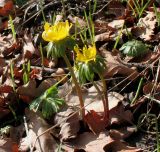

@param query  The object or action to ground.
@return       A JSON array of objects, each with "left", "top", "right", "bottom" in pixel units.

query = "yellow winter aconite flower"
[
  {"left": 42, "top": 20, "right": 72, "bottom": 42},
  {"left": 74, "top": 45, "right": 96, "bottom": 63}
]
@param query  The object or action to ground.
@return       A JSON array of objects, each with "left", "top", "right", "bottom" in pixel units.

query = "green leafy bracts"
[
  {"left": 120, "top": 40, "right": 148, "bottom": 57},
  {"left": 45, "top": 37, "right": 75, "bottom": 58},
  {"left": 75, "top": 55, "right": 106, "bottom": 84}
]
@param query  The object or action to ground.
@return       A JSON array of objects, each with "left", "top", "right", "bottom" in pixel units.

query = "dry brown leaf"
[
  {"left": 60, "top": 81, "right": 124, "bottom": 113},
  {"left": 63, "top": 132, "right": 114, "bottom": 152},
  {"left": 0, "top": 97, "right": 10, "bottom": 119},
  {"left": 63, "top": 132, "right": 141, "bottom": 152},
  {"left": 0, "top": 138, "right": 13, "bottom": 152},
  {"left": 100, "top": 48, "right": 139, "bottom": 80},
  {"left": 68, "top": 15, "right": 86, "bottom": 28},
  {"left": 107, "top": 0, "right": 126, "bottom": 18},
  {"left": 17, "top": 78, "right": 56, "bottom": 99},
  {"left": 95, "top": 31, "right": 112, "bottom": 42},
  {"left": 94, "top": 20, "right": 116, "bottom": 42},
  {"left": 109, "top": 126, "right": 137, "bottom": 140},
  {"left": 143, "top": 82, "right": 160, "bottom": 100},
  {"left": 0, "top": 57, "right": 6, "bottom": 75},
  {"left": 22, "top": 33, "right": 39, "bottom": 59},
  {"left": 138, "top": 11, "right": 156, "bottom": 41},
  {"left": 0, "top": 0, "right": 14, "bottom": 16},
  {"left": 0, "top": 34, "right": 17, "bottom": 57},
  {"left": 110, "top": 102, "right": 133, "bottom": 125},
  {"left": 19, "top": 109, "right": 57, "bottom": 152},
  {"left": 105, "top": 140, "right": 142, "bottom": 152},
  {"left": 94, "top": 19, "right": 124, "bottom": 42},
  {"left": 84, "top": 110, "right": 106, "bottom": 134},
  {"left": 108, "top": 19, "right": 125, "bottom": 29},
  {"left": 94, "top": 20, "right": 115, "bottom": 34},
  {"left": 54, "top": 108, "right": 80, "bottom": 141}
]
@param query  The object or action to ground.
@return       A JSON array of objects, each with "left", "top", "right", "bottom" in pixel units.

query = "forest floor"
[{"left": 0, "top": 0, "right": 160, "bottom": 152}]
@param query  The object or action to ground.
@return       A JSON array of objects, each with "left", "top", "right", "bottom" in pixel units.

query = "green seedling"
[
  {"left": 9, "top": 15, "right": 16, "bottom": 41},
  {"left": 10, "top": 61, "right": 16, "bottom": 92},
  {"left": 39, "top": 0, "right": 46, "bottom": 22},
  {"left": 22, "top": 61, "right": 31, "bottom": 84},
  {"left": 128, "top": 0, "right": 150, "bottom": 18},
  {"left": 14, "top": 0, "right": 27, "bottom": 6},
  {"left": 131, "top": 77, "right": 144, "bottom": 105},
  {"left": 39, "top": 43, "right": 44, "bottom": 68},
  {"left": 114, "top": 26, "right": 124, "bottom": 49}
]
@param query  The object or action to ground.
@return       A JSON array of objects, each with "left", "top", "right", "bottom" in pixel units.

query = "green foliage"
[
  {"left": 15, "top": 0, "right": 27, "bottom": 6},
  {"left": 9, "top": 15, "right": 16, "bottom": 41},
  {"left": 75, "top": 55, "right": 106, "bottom": 84},
  {"left": 22, "top": 61, "right": 31, "bottom": 84},
  {"left": 30, "top": 85, "right": 64, "bottom": 118},
  {"left": 10, "top": 62, "right": 16, "bottom": 92},
  {"left": 128, "top": 0, "right": 150, "bottom": 18},
  {"left": 45, "top": 37, "right": 75, "bottom": 58},
  {"left": 120, "top": 40, "right": 148, "bottom": 57},
  {"left": 39, "top": 43, "right": 44, "bottom": 67}
]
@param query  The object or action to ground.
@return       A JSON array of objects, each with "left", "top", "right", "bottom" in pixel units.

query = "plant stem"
[
  {"left": 98, "top": 73, "right": 109, "bottom": 123},
  {"left": 63, "top": 53, "right": 85, "bottom": 119},
  {"left": 92, "top": 80, "right": 106, "bottom": 109},
  {"left": 131, "top": 77, "right": 143, "bottom": 105}
]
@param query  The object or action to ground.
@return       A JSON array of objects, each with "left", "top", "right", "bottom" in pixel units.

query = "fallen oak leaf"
[
  {"left": 109, "top": 126, "right": 137, "bottom": 140},
  {"left": 84, "top": 110, "right": 106, "bottom": 134},
  {"left": 137, "top": 11, "right": 156, "bottom": 41},
  {"left": 22, "top": 33, "right": 39, "bottom": 59},
  {"left": 19, "top": 108, "right": 57, "bottom": 152},
  {"left": 104, "top": 140, "right": 142, "bottom": 152},
  {"left": 109, "top": 102, "right": 133, "bottom": 125},
  {"left": 106, "top": 0, "right": 126, "bottom": 18},
  {"left": 17, "top": 78, "right": 56, "bottom": 99},
  {"left": 63, "top": 132, "right": 114, "bottom": 152},
  {"left": 54, "top": 108, "right": 80, "bottom": 141},
  {"left": 99, "top": 48, "right": 139, "bottom": 80},
  {"left": 0, "top": 138, "right": 13, "bottom": 152}
]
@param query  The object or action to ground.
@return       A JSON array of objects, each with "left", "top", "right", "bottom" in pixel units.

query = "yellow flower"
[
  {"left": 74, "top": 45, "right": 96, "bottom": 63},
  {"left": 42, "top": 20, "right": 72, "bottom": 42}
]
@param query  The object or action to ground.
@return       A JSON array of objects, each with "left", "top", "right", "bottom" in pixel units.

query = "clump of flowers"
[
  {"left": 34, "top": 18, "right": 109, "bottom": 122},
  {"left": 74, "top": 44, "right": 109, "bottom": 121},
  {"left": 41, "top": 20, "right": 85, "bottom": 118}
]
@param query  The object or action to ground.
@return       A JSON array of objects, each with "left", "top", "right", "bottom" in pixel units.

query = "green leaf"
[
  {"left": 29, "top": 85, "right": 64, "bottom": 118},
  {"left": 120, "top": 40, "right": 148, "bottom": 57}
]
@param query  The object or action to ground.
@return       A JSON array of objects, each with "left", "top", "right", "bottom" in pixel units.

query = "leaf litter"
[{"left": 0, "top": 0, "right": 160, "bottom": 152}]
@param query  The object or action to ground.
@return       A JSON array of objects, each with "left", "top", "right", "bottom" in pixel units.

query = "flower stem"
[
  {"left": 98, "top": 73, "right": 109, "bottom": 123},
  {"left": 63, "top": 53, "right": 85, "bottom": 119}
]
